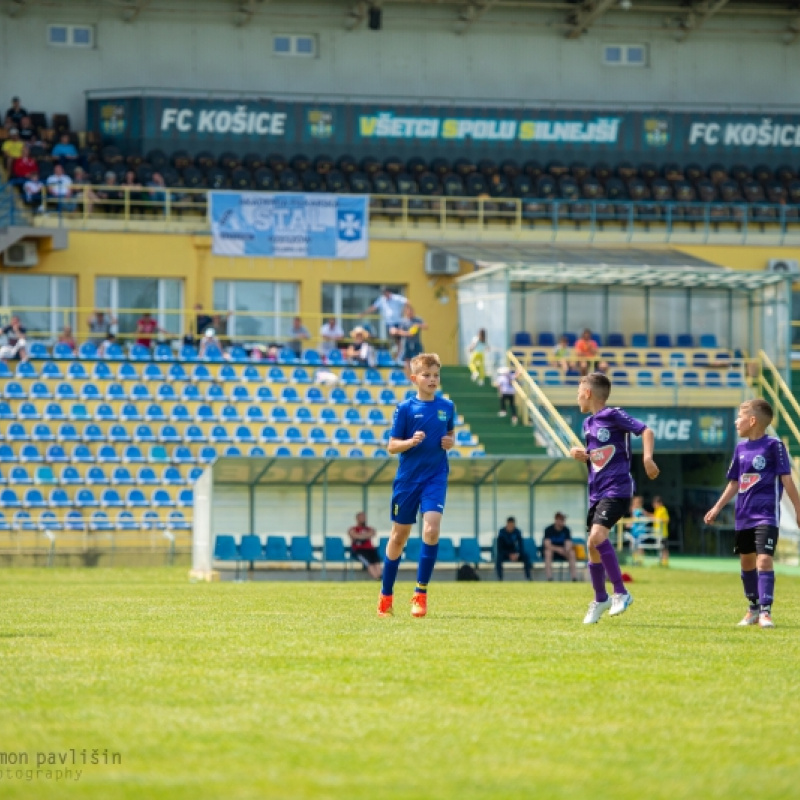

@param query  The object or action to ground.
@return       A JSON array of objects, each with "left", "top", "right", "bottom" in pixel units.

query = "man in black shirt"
[
  {"left": 542, "top": 512, "right": 578, "bottom": 581},
  {"left": 5, "top": 97, "right": 27, "bottom": 129},
  {"left": 495, "top": 516, "right": 532, "bottom": 581}
]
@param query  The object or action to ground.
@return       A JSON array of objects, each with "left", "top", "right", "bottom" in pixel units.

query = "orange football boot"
[
  {"left": 377, "top": 593, "right": 394, "bottom": 617},
  {"left": 411, "top": 592, "right": 428, "bottom": 618}
]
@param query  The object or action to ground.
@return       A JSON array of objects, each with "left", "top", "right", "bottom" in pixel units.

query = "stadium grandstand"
[{"left": 1, "top": 0, "right": 800, "bottom": 572}]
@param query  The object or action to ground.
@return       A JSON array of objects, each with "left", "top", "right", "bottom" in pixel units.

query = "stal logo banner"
[{"left": 209, "top": 192, "right": 369, "bottom": 259}]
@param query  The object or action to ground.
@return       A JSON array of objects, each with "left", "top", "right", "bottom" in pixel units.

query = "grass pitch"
[{"left": 2, "top": 567, "right": 800, "bottom": 800}]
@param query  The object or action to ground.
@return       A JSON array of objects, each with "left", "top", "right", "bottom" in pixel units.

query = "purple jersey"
[
  {"left": 582, "top": 407, "right": 648, "bottom": 504},
  {"left": 726, "top": 436, "right": 791, "bottom": 529}
]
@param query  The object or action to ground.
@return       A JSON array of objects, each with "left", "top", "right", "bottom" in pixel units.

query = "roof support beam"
[
  {"left": 676, "top": 0, "right": 731, "bottom": 41},
  {"left": 455, "top": 0, "right": 500, "bottom": 36},
  {"left": 7, "top": 0, "right": 26, "bottom": 18},
  {"left": 565, "top": 0, "right": 617, "bottom": 40},
  {"left": 121, "top": 0, "right": 153, "bottom": 23}
]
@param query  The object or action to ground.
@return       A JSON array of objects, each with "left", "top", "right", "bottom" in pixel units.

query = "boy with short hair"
[
  {"left": 705, "top": 399, "right": 800, "bottom": 628},
  {"left": 378, "top": 353, "right": 455, "bottom": 618},
  {"left": 570, "top": 373, "right": 660, "bottom": 624}
]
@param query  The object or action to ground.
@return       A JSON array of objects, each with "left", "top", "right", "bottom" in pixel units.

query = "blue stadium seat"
[
  {"left": 6, "top": 422, "right": 28, "bottom": 442},
  {"left": 129, "top": 343, "right": 152, "bottom": 362},
  {"left": 683, "top": 371, "right": 701, "bottom": 387},
  {"left": 75, "top": 488, "right": 99, "bottom": 508},
  {"left": 34, "top": 466, "right": 55, "bottom": 485},
  {"left": 380, "top": 389, "right": 398, "bottom": 405},
  {"left": 645, "top": 352, "right": 662, "bottom": 367},
  {"left": 214, "top": 535, "right": 239, "bottom": 564},
  {"left": 437, "top": 538, "right": 457, "bottom": 563},
  {"left": 727, "top": 372, "right": 745, "bottom": 388},
  {"left": 298, "top": 447, "right": 315, "bottom": 457},
  {"left": 170, "top": 404, "right": 191, "bottom": 423},
  {"left": 234, "top": 425, "right": 256, "bottom": 444},
  {"left": 173, "top": 446, "right": 196, "bottom": 464},
  {"left": 268, "top": 366, "right": 287, "bottom": 384},
  {"left": 44, "top": 402, "right": 65, "bottom": 421},
  {"left": 168, "top": 363, "right": 188, "bottom": 382},
  {"left": 70, "top": 444, "right": 94, "bottom": 464},
  {"left": 705, "top": 371, "right": 723, "bottom": 388},
  {"left": 148, "top": 445, "right": 170, "bottom": 464},
  {"left": 622, "top": 351, "right": 640, "bottom": 367},
  {"left": 134, "top": 424, "right": 156, "bottom": 443},
  {"left": 97, "top": 445, "right": 121, "bottom": 464},
  {"left": 242, "top": 365, "right": 261, "bottom": 382},
  {"left": 67, "top": 362, "right": 88, "bottom": 380},
  {"left": 323, "top": 537, "right": 348, "bottom": 564},
  {"left": 277, "top": 349, "right": 297, "bottom": 365},
  {"left": 457, "top": 538, "right": 487, "bottom": 565},
  {"left": 653, "top": 333, "right": 672, "bottom": 348},
  {"left": 116, "top": 511, "right": 139, "bottom": 531},
  {"left": 65, "top": 510, "right": 85, "bottom": 530},
  {"left": 45, "top": 444, "right": 68, "bottom": 463},
  {"left": 404, "top": 538, "right": 422, "bottom": 562},
  {"left": 326, "top": 350, "right": 344, "bottom": 365},
  {"left": 166, "top": 510, "right": 191, "bottom": 531},
  {"left": 116, "top": 362, "right": 138, "bottom": 381},
  {"left": 10, "top": 466, "right": 32, "bottom": 485},
  {"left": 130, "top": 384, "right": 152, "bottom": 401},
  {"left": 86, "top": 466, "right": 109, "bottom": 485},
  {"left": 292, "top": 367, "right": 312, "bottom": 384},
  {"left": 20, "top": 444, "right": 43, "bottom": 463},
  {"left": 220, "top": 404, "right": 242, "bottom": 423},
  {"left": 59, "top": 466, "right": 82, "bottom": 485},
  {"left": 676, "top": 334, "right": 694, "bottom": 348},
  {"left": 265, "top": 535, "right": 288, "bottom": 561},
  {"left": 210, "top": 425, "right": 232, "bottom": 443},
  {"left": 537, "top": 332, "right": 556, "bottom": 347},
  {"left": 195, "top": 404, "right": 216, "bottom": 423},
  {"left": 192, "top": 364, "right": 212, "bottom": 382},
  {"left": 162, "top": 466, "right": 185, "bottom": 486},
  {"left": 103, "top": 383, "right": 125, "bottom": 402},
  {"left": 118, "top": 404, "right": 141, "bottom": 423},
  {"left": 294, "top": 407, "right": 314, "bottom": 424},
  {"left": 123, "top": 445, "right": 146, "bottom": 464},
  {"left": 177, "top": 488, "right": 193, "bottom": 507},
  {"left": 290, "top": 535, "right": 317, "bottom": 564},
  {"left": 256, "top": 386, "right": 275, "bottom": 403},
  {"left": 606, "top": 333, "right": 625, "bottom": 348},
  {"left": 202, "top": 345, "right": 224, "bottom": 362},
  {"left": 152, "top": 489, "right": 175, "bottom": 508},
  {"left": 699, "top": 333, "right": 718, "bottom": 349},
  {"left": 181, "top": 384, "right": 201, "bottom": 401},
  {"left": 270, "top": 407, "right": 289, "bottom": 424},
  {"left": 141, "top": 510, "right": 162, "bottom": 530},
  {"left": 41, "top": 362, "right": 62, "bottom": 379},
  {"left": 319, "top": 408, "right": 339, "bottom": 425},
  {"left": 154, "top": 343, "right": 173, "bottom": 362},
  {"left": 101, "top": 488, "right": 125, "bottom": 508},
  {"left": 89, "top": 511, "right": 113, "bottom": 532},
  {"left": 0, "top": 444, "right": 16, "bottom": 463},
  {"left": 340, "top": 368, "right": 360, "bottom": 386},
  {"left": 0, "top": 363, "right": 11, "bottom": 379},
  {"left": 219, "top": 364, "right": 237, "bottom": 382},
  {"left": 669, "top": 352, "right": 687, "bottom": 368},
  {"left": 230, "top": 385, "right": 251, "bottom": 403},
  {"left": 13, "top": 510, "right": 36, "bottom": 530},
  {"left": 308, "top": 427, "right": 329, "bottom": 444},
  {"left": 111, "top": 466, "right": 134, "bottom": 485},
  {"left": 145, "top": 404, "right": 166, "bottom": 422},
  {"left": 329, "top": 387, "right": 348, "bottom": 405},
  {"left": 185, "top": 425, "right": 206, "bottom": 443},
  {"left": 324, "top": 447, "right": 341, "bottom": 458},
  {"left": 157, "top": 384, "right": 177, "bottom": 401},
  {"left": 358, "top": 429, "right": 377, "bottom": 445},
  {"left": 125, "top": 489, "right": 148, "bottom": 508},
  {"left": 30, "top": 382, "right": 52, "bottom": 400},
  {"left": 355, "top": 388, "right": 375, "bottom": 405},
  {"left": 223, "top": 445, "right": 242, "bottom": 457},
  {"left": 334, "top": 428, "right": 355, "bottom": 445},
  {"left": 31, "top": 423, "right": 55, "bottom": 442},
  {"left": 284, "top": 426, "right": 304, "bottom": 444},
  {"left": 136, "top": 467, "right": 159, "bottom": 486},
  {"left": 248, "top": 446, "right": 266, "bottom": 458},
  {"left": 181, "top": 345, "right": 199, "bottom": 362},
  {"left": 364, "top": 368, "right": 386, "bottom": 387},
  {"left": 159, "top": 424, "right": 181, "bottom": 443},
  {"left": 17, "top": 402, "right": 40, "bottom": 421},
  {"left": 631, "top": 333, "right": 649, "bottom": 348},
  {"left": 456, "top": 430, "right": 475, "bottom": 446},
  {"left": 343, "top": 408, "right": 364, "bottom": 426},
  {"left": 48, "top": 489, "right": 71, "bottom": 508},
  {"left": 198, "top": 446, "right": 218, "bottom": 464},
  {"left": 143, "top": 363, "right": 164, "bottom": 381},
  {"left": 77, "top": 342, "right": 97, "bottom": 360},
  {"left": 0, "top": 488, "right": 21, "bottom": 507},
  {"left": 56, "top": 383, "right": 77, "bottom": 401},
  {"left": 376, "top": 351, "right": 394, "bottom": 368},
  {"left": 280, "top": 387, "right": 300, "bottom": 404},
  {"left": 275, "top": 446, "right": 291, "bottom": 457},
  {"left": 4, "top": 381, "right": 26, "bottom": 399},
  {"left": 367, "top": 409, "right": 387, "bottom": 426},
  {"left": 514, "top": 332, "right": 533, "bottom": 347},
  {"left": 204, "top": 385, "right": 223, "bottom": 402},
  {"left": 543, "top": 370, "right": 561, "bottom": 387},
  {"left": 636, "top": 370, "right": 655, "bottom": 388},
  {"left": 610, "top": 369, "right": 630, "bottom": 387},
  {"left": 373, "top": 448, "right": 388, "bottom": 458},
  {"left": 80, "top": 384, "right": 101, "bottom": 402},
  {"left": 305, "top": 387, "right": 325, "bottom": 404},
  {"left": 51, "top": 342, "right": 74, "bottom": 360}
]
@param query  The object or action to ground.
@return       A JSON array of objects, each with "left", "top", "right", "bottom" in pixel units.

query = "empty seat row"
[
  {"left": 1, "top": 464, "right": 199, "bottom": 487},
  {"left": 514, "top": 332, "right": 723, "bottom": 348},
  {"left": 0, "top": 486, "right": 193, "bottom": 509},
  {"left": 531, "top": 368, "right": 746, "bottom": 389},
  {"left": 0, "top": 509, "right": 190, "bottom": 532},
  {"left": 518, "top": 348, "right": 740, "bottom": 369}
]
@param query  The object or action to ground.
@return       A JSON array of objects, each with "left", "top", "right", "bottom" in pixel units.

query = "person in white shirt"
[
  {"left": 319, "top": 317, "right": 344, "bottom": 356},
  {"left": 495, "top": 367, "right": 518, "bottom": 426},
  {"left": 366, "top": 287, "right": 408, "bottom": 329},
  {"left": 45, "top": 164, "right": 75, "bottom": 212},
  {"left": 23, "top": 173, "right": 43, "bottom": 209}
]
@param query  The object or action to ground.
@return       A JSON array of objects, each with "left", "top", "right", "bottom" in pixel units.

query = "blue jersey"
[{"left": 390, "top": 395, "right": 455, "bottom": 486}]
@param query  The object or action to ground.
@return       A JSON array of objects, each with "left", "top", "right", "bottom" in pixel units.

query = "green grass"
[{"left": 2, "top": 568, "right": 800, "bottom": 800}]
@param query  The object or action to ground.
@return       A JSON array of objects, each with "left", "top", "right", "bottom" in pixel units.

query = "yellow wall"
[{"left": 20, "top": 232, "right": 465, "bottom": 363}]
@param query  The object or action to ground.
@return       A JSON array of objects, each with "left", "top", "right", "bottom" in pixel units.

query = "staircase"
[
  {"left": 441, "top": 366, "right": 547, "bottom": 456},
  {"left": 773, "top": 368, "right": 800, "bottom": 459}
]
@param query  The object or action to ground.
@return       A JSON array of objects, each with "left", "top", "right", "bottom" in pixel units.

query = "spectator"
[
  {"left": 198, "top": 328, "right": 221, "bottom": 359},
  {"left": 0, "top": 315, "right": 28, "bottom": 363},
  {"left": 95, "top": 171, "right": 123, "bottom": 215},
  {"left": 542, "top": 512, "right": 579, "bottom": 582},
  {"left": 97, "top": 333, "right": 117, "bottom": 358},
  {"left": 194, "top": 304, "right": 213, "bottom": 336},
  {"left": 22, "top": 171, "right": 43, "bottom": 209},
  {"left": 135, "top": 312, "right": 161, "bottom": 349},
  {"left": 211, "top": 314, "right": 230, "bottom": 349},
  {"left": 288, "top": 316, "right": 310, "bottom": 358},
  {"left": 71, "top": 166, "right": 99, "bottom": 214},
  {"left": 553, "top": 335, "right": 572, "bottom": 371},
  {"left": 45, "top": 164, "right": 75, "bottom": 213},
  {"left": 122, "top": 170, "right": 143, "bottom": 212},
  {"left": 494, "top": 367, "right": 518, "bottom": 425},
  {"left": 391, "top": 304, "right": 427, "bottom": 377},
  {"left": 2, "top": 128, "right": 23, "bottom": 172},
  {"left": 366, "top": 286, "right": 407, "bottom": 360},
  {"left": 57, "top": 325, "right": 77, "bottom": 353},
  {"left": 17, "top": 115, "right": 38, "bottom": 145},
  {"left": 347, "top": 327, "right": 373, "bottom": 367},
  {"left": 347, "top": 511, "right": 382, "bottom": 580},
  {"left": 88, "top": 310, "right": 116, "bottom": 344},
  {"left": 625, "top": 496, "right": 648, "bottom": 566},
  {"left": 468, "top": 328, "right": 489, "bottom": 385},
  {"left": 10, "top": 143, "right": 36, "bottom": 185},
  {"left": 147, "top": 172, "right": 167, "bottom": 214},
  {"left": 495, "top": 516, "right": 532, "bottom": 581},
  {"left": 574, "top": 328, "right": 603, "bottom": 376},
  {"left": 319, "top": 316, "right": 343, "bottom": 357},
  {"left": 51, "top": 133, "right": 79, "bottom": 164},
  {"left": 651, "top": 496, "right": 670, "bottom": 565},
  {"left": 4, "top": 97, "right": 27, "bottom": 129}
]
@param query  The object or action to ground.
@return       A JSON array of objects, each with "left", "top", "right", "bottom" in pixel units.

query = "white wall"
[{"left": 2, "top": 2, "right": 800, "bottom": 130}]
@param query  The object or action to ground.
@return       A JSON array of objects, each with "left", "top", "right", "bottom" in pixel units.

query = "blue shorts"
[{"left": 391, "top": 477, "right": 448, "bottom": 525}]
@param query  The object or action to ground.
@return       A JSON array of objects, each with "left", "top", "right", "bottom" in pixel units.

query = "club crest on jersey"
[
  {"left": 590, "top": 445, "right": 615, "bottom": 471},
  {"left": 437, "top": 410, "right": 447, "bottom": 421},
  {"left": 597, "top": 428, "right": 610, "bottom": 442},
  {"left": 739, "top": 473, "right": 761, "bottom": 492},
  {"left": 752, "top": 455, "right": 766, "bottom": 471}
]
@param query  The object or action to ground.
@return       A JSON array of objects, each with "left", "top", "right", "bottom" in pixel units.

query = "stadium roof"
[
  {"left": 211, "top": 456, "right": 587, "bottom": 487},
  {"left": 455, "top": 261, "right": 791, "bottom": 291}
]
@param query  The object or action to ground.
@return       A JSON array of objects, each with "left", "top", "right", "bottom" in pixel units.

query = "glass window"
[
  {"left": 160, "top": 279, "right": 183, "bottom": 335},
  {"left": 604, "top": 46, "right": 622, "bottom": 64},
  {"left": 72, "top": 26, "right": 92, "bottom": 46},
  {"left": 565, "top": 288, "right": 605, "bottom": 341},
  {"left": 296, "top": 36, "right": 315, "bottom": 55},
  {"left": 48, "top": 26, "right": 68, "bottom": 44},
  {"left": 273, "top": 36, "right": 291, "bottom": 54},
  {"left": 96, "top": 277, "right": 183, "bottom": 343},
  {"left": 690, "top": 291, "right": 728, "bottom": 348},
  {"left": 215, "top": 280, "right": 299, "bottom": 343},
  {"left": 527, "top": 287, "right": 564, "bottom": 344},
  {"left": 648, "top": 289, "right": 688, "bottom": 343},
  {"left": 116, "top": 278, "right": 159, "bottom": 337},
  {"left": 322, "top": 283, "right": 400, "bottom": 336},
  {"left": 607, "top": 289, "right": 646, "bottom": 345},
  {"left": 627, "top": 45, "right": 645, "bottom": 64},
  {"left": 7, "top": 275, "right": 51, "bottom": 337},
  {"left": 95, "top": 278, "right": 112, "bottom": 311}
]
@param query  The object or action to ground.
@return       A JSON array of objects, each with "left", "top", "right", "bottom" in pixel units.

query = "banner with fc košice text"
[{"left": 209, "top": 192, "right": 369, "bottom": 259}]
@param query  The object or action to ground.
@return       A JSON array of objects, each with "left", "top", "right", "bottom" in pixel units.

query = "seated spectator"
[
  {"left": 651, "top": 496, "right": 670, "bottom": 566},
  {"left": 553, "top": 335, "right": 572, "bottom": 371},
  {"left": 574, "top": 328, "right": 600, "bottom": 376},
  {"left": 198, "top": 328, "right": 221, "bottom": 358},
  {"left": 17, "top": 115, "right": 38, "bottom": 145},
  {"left": 10, "top": 143, "right": 37, "bottom": 185},
  {"left": 288, "top": 316, "right": 310, "bottom": 358},
  {"left": 50, "top": 133, "right": 79, "bottom": 164},
  {"left": 147, "top": 172, "right": 167, "bottom": 213},
  {"left": 211, "top": 314, "right": 230, "bottom": 348},
  {"left": 347, "top": 327, "right": 374, "bottom": 367},
  {"left": 194, "top": 304, "right": 213, "bottom": 338},
  {"left": 95, "top": 171, "right": 123, "bottom": 215},
  {"left": 22, "top": 172, "right": 43, "bottom": 210},
  {"left": 71, "top": 166, "right": 99, "bottom": 214},
  {"left": 97, "top": 332, "right": 117, "bottom": 358},
  {"left": 45, "top": 164, "right": 75, "bottom": 212},
  {"left": 136, "top": 312, "right": 162, "bottom": 349},
  {"left": 347, "top": 512, "right": 382, "bottom": 580},
  {"left": 0, "top": 315, "right": 28, "bottom": 363},
  {"left": 542, "top": 512, "right": 578, "bottom": 582},
  {"left": 88, "top": 310, "right": 116, "bottom": 344},
  {"left": 122, "top": 170, "right": 143, "bottom": 212},
  {"left": 4, "top": 97, "right": 27, "bottom": 129},
  {"left": 2, "top": 128, "right": 23, "bottom": 172},
  {"left": 57, "top": 325, "right": 77, "bottom": 353},
  {"left": 319, "top": 316, "right": 343, "bottom": 357},
  {"left": 625, "top": 496, "right": 648, "bottom": 566},
  {"left": 495, "top": 516, "right": 532, "bottom": 581}
]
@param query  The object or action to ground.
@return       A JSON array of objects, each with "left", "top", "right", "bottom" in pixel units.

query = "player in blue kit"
[
  {"left": 705, "top": 399, "right": 800, "bottom": 628},
  {"left": 570, "top": 373, "right": 660, "bottom": 624},
  {"left": 377, "top": 353, "right": 455, "bottom": 618}
]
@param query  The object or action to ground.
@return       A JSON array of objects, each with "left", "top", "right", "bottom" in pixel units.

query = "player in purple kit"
[
  {"left": 704, "top": 399, "right": 800, "bottom": 629},
  {"left": 570, "top": 373, "right": 660, "bottom": 624}
]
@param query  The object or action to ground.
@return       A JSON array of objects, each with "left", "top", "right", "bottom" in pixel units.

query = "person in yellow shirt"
[
  {"left": 2, "top": 128, "right": 24, "bottom": 171},
  {"left": 651, "top": 496, "right": 670, "bottom": 565}
]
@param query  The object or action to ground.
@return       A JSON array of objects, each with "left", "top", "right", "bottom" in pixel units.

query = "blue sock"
[
  {"left": 415, "top": 542, "right": 439, "bottom": 594},
  {"left": 381, "top": 555, "right": 401, "bottom": 596}
]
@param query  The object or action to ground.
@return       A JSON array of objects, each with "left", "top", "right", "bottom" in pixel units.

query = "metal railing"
[
  {"left": 507, "top": 350, "right": 583, "bottom": 457},
  {"left": 30, "top": 184, "right": 800, "bottom": 242}
]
